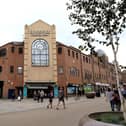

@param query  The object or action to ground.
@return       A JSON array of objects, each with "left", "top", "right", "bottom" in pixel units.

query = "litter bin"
[{"left": 96, "top": 91, "right": 101, "bottom": 97}]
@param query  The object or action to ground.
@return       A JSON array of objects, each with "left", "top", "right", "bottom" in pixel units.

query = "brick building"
[
  {"left": 121, "top": 70, "right": 126, "bottom": 85},
  {"left": 0, "top": 42, "right": 24, "bottom": 98},
  {"left": 0, "top": 19, "right": 123, "bottom": 98}
]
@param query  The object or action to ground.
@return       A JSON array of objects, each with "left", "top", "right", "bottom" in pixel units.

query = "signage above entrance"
[{"left": 30, "top": 30, "right": 50, "bottom": 37}]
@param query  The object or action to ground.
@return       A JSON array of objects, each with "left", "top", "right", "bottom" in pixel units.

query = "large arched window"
[{"left": 32, "top": 39, "right": 49, "bottom": 66}]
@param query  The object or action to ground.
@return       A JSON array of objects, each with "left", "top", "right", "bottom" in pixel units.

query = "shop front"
[
  {"left": 84, "top": 84, "right": 95, "bottom": 93},
  {"left": 67, "top": 85, "right": 76, "bottom": 96},
  {"left": 0, "top": 81, "right": 3, "bottom": 98},
  {"left": 67, "top": 84, "right": 84, "bottom": 96},
  {"left": 24, "top": 82, "right": 55, "bottom": 98},
  {"left": 95, "top": 82, "right": 110, "bottom": 97}
]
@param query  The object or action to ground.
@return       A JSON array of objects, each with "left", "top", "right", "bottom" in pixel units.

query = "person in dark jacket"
[
  {"left": 47, "top": 90, "right": 53, "bottom": 109},
  {"left": 113, "top": 89, "right": 121, "bottom": 111},
  {"left": 56, "top": 87, "right": 66, "bottom": 110}
]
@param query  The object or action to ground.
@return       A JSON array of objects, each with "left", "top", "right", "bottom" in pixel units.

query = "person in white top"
[
  {"left": 40, "top": 90, "right": 44, "bottom": 103},
  {"left": 106, "top": 88, "right": 115, "bottom": 111}
]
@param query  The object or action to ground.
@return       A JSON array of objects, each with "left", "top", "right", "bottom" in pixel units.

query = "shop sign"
[{"left": 30, "top": 30, "right": 50, "bottom": 37}]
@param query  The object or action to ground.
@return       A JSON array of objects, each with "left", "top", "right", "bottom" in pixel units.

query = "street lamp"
[
  {"left": 97, "top": 49, "right": 106, "bottom": 57},
  {"left": 97, "top": 49, "right": 106, "bottom": 96}
]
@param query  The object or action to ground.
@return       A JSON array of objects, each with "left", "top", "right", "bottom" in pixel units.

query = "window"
[
  {"left": 17, "top": 66, "right": 23, "bottom": 74},
  {"left": 0, "top": 66, "right": 2, "bottom": 72},
  {"left": 83, "top": 56, "right": 85, "bottom": 62},
  {"left": 72, "top": 51, "right": 74, "bottom": 58},
  {"left": 88, "top": 58, "right": 90, "bottom": 64},
  {"left": 0, "top": 48, "right": 6, "bottom": 57},
  {"left": 58, "top": 47, "right": 62, "bottom": 54},
  {"left": 70, "top": 67, "right": 79, "bottom": 77},
  {"left": 10, "top": 66, "right": 14, "bottom": 73},
  {"left": 76, "top": 53, "right": 78, "bottom": 59},
  {"left": 32, "top": 39, "right": 49, "bottom": 66},
  {"left": 86, "top": 57, "right": 88, "bottom": 63},
  {"left": 68, "top": 49, "right": 70, "bottom": 56},
  {"left": 18, "top": 47, "right": 23, "bottom": 54},
  {"left": 58, "top": 66, "right": 64, "bottom": 74},
  {"left": 11, "top": 47, "right": 15, "bottom": 53},
  {"left": 85, "top": 71, "right": 92, "bottom": 80},
  {"left": 76, "top": 69, "right": 79, "bottom": 76}
]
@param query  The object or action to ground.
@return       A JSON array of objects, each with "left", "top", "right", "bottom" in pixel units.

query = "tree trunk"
[{"left": 113, "top": 52, "right": 126, "bottom": 121}]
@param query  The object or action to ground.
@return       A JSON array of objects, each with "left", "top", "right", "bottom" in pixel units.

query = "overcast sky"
[{"left": 0, "top": 0, "right": 126, "bottom": 66}]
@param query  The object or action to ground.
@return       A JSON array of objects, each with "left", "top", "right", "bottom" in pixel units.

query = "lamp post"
[
  {"left": 97, "top": 49, "right": 106, "bottom": 96},
  {"left": 97, "top": 49, "right": 106, "bottom": 57},
  {"left": 97, "top": 50, "right": 106, "bottom": 84}
]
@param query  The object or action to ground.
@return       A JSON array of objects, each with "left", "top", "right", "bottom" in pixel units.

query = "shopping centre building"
[{"left": 0, "top": 19, "right": 124, "bottom": 98}]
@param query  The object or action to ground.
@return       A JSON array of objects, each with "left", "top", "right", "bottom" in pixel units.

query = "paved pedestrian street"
[{"left": 0, "top": 96, "right": 110, "bottom": 126}]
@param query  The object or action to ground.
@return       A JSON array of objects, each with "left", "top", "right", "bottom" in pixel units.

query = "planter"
[
  {"left": 85, "top": 92, "right": 95, "bottom": 98},
  {"left": 79, "top": 112, "right": 124, "bottom": 126}
]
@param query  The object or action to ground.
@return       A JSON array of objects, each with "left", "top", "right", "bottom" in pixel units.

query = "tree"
[{"left": 67, "top": 0, "right": 126, "bottom": 121}]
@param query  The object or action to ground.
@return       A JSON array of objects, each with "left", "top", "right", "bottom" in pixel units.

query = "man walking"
[
  {"left": 37, "top": 90, "right": 40, "bottom": 103},
  {"left": 47, "top": 90, "right": 53, "bottom": 109},
  {"left": 56, "top": 87, "right": 66, "bottom": 110}
]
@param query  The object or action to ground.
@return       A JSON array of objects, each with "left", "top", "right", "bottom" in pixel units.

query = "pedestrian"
[
  {"left": 33, "top": 90, "right": 37, "bottom": 100},
  {"left": 11, "top": 90, "right": 15, "bottom": 101},
  {"left": 113, "top": 89, "right": 121, "bottom": 111},
  {"left": 37, "top": 90, "right": 40, "bottom": 103},
  {"left": 40, "top": 90, "right": 44, "bottom": 103},
  {"left": 122, "top": 84, "right": 126, "bottom": 99},
  {"left": 106, "top": 88, "right": 115, "bottom": 111},
  {"left": 17, "top": 90, "right": 22, "bottom": 101},
  {"left": 56, "top": 87, "right": 66, "bottom": 110},
  {"left": 47, "top": 90, "right": 53, "bottom": 109}
]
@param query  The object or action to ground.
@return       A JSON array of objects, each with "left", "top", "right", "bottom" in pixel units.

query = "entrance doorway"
[
  {"left": 0, "top": 81, "right": 3, "bottom": 98},
  {"left": 26, "top": 83, "right": 54, "bottom": 98}
]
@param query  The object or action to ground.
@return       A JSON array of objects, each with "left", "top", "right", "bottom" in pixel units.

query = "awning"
[
  {"left": 26, "top": 83, "right": 55, "bottom": 89},
  {"left": 27, "top": 85, "right": 48, "bottom": 89},
  {"left": 103, "top": 83, "right": 109, "bottom": 86},
  {"left": 96, "top": 82, "right": 109, "bottom": 87},
  {"left": 96, "top": 82, "right": 102, "bottom": 86}
]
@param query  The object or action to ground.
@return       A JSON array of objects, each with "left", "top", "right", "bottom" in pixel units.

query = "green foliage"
[
  {"left": 67, "top": 0, "right": 126, "bottom": 53},
  {"left": 119, "top": 65, "right": 126, "bottom": 71}
]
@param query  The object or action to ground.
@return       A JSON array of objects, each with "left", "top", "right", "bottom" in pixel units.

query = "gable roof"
[{"left": 29, "top": 19, "right": 51, "bottom": 27}]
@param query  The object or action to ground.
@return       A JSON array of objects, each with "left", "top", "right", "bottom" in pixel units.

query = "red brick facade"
[
  {"left": 56, "top": 42, "right": 122, "bottom": 93},
  {"left": 0, "top": 41, "right": 124, "bottom": 98},
  {"left": 0, "top": 42, "right": 24, "bottom": 98},
  {"left": 0, "top": 19, "right": 125, "bottom": 98}
]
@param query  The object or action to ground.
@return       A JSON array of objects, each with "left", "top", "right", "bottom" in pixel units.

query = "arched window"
[{"left": 32, "top": 39, "right": 49, "bottom": 66}]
